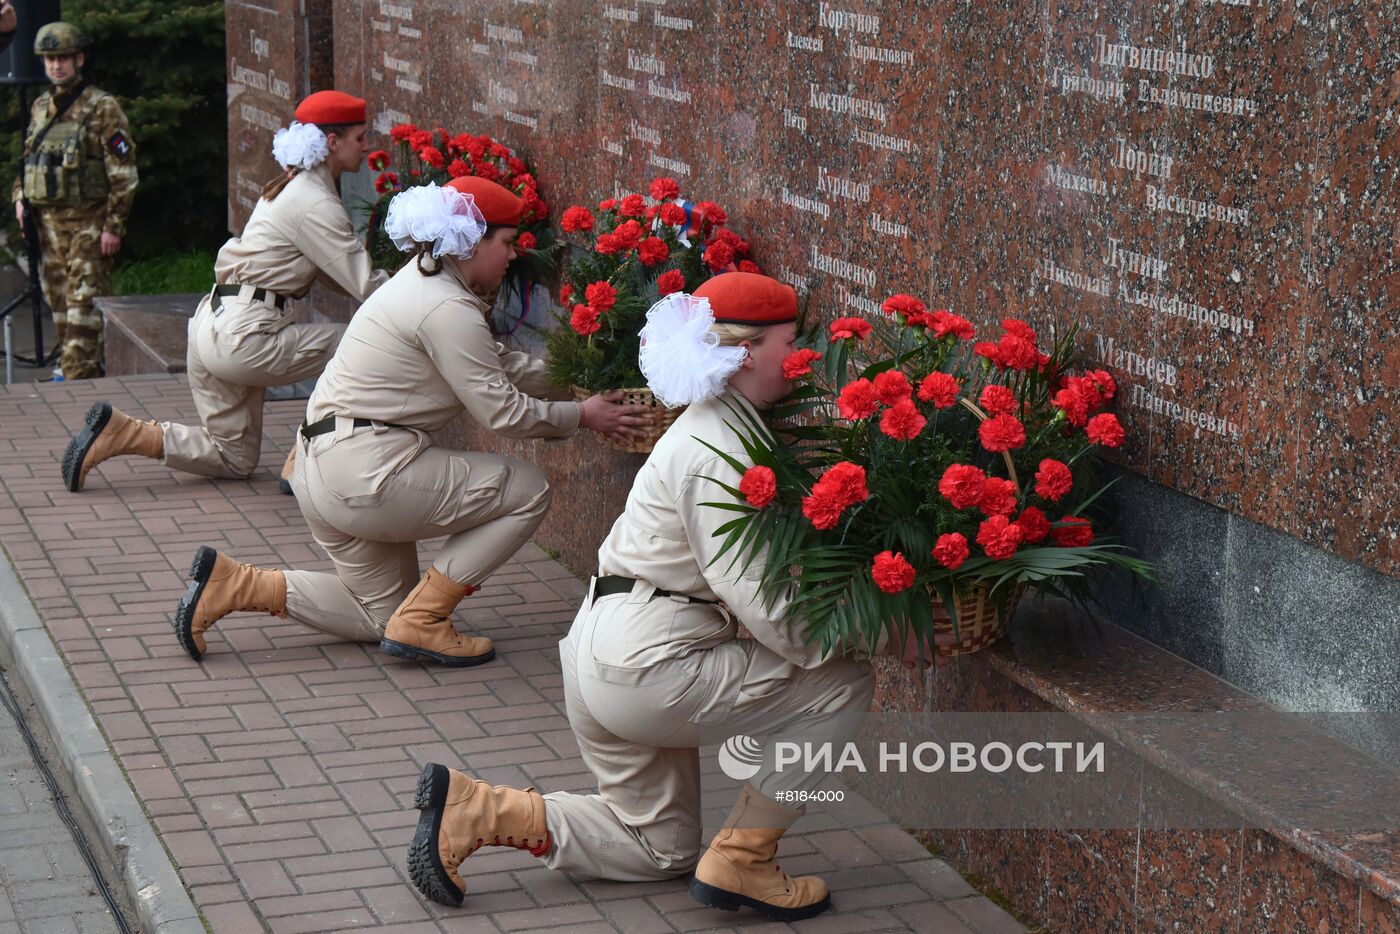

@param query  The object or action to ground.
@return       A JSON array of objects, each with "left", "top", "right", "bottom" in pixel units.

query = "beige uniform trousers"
[
  {"left": 539, "top": 584, "right": 874, "bottom": 882},
  {"left": 280, "top": 423, "right": 552, "bottom": 642},
  {"left": 161, "top": 292, "right": 344, "bottom": 479}
]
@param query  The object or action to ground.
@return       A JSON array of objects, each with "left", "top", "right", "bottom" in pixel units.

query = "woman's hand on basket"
[
  {"left": 579, "top": 391, "right": 655, "bottom": 442},
  {"left": 887, "top": 628, "right": 958, "bottom": 669}
]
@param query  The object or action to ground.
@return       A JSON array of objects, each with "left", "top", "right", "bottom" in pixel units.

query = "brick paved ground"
[{"left": 0, "top": 375, "right": 1024, "bottom": 934}]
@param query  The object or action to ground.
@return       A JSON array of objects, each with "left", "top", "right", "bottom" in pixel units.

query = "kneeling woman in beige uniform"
[
  {"left": 61, "top": 90, "right": 388, "bottom": 492},
  {"left": 169, "top": 176, "right": 648, "bottom": 664},
  {"left": 405, "top": 273, "right": 930, "bottom": 921}
]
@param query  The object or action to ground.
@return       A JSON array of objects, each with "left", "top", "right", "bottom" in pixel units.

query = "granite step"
[{"left": 98, "top": 293, "right": 202, "bottom": 377}]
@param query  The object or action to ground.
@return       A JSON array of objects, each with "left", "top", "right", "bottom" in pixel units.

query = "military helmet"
[{"left": 34, "top": 22, "right": 90, "bottom": 56}]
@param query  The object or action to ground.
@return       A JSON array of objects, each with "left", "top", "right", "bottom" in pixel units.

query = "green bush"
[{"left": 1, "top": 1, "right": 227, "bottom": 260}]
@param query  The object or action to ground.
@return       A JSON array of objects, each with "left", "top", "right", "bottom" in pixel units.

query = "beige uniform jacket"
[
  {"left": 211, "top": 163, "right": 386, "bottom": 336},
  {"left": 594, "top": 390, "right": 828, "bottom": 671},
  {"left": 306, "top": 259, "right": 578, "bottom": 441}
]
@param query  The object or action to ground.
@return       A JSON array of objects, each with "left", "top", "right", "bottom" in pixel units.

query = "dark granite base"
[
  {"left": 900, "top": 607, "right": 1400, "bottom": 931},
  {"left": 99, "top": 294, "right": 202, "bottom": 377}
]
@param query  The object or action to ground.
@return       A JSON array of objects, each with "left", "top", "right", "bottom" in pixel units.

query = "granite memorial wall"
[{"left": 227, "top": 1, "right": 1398, "bottom": 708}]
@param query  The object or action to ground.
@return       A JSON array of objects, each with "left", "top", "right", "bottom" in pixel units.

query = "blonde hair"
[{"left": 709, "top": 322, "right": 766, "bottom": 347}]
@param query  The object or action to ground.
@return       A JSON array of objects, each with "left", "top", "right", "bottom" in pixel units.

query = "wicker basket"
[
  {"left": 572, "top": 386, "right": 683, "bottom": 454},
  {"left": 932, "top": 584, "right": 1025, "bottom": 656}
]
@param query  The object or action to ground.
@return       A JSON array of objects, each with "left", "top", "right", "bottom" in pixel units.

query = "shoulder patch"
[{"left": 107, "top": 130, "right": 133, "bottom": 159}]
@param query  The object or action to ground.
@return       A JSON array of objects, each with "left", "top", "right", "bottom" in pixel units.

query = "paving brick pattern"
[{"left": 0, "top": 375, "right": 1025, "bottom": 934}]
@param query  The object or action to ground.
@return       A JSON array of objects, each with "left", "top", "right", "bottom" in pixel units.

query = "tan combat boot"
[
  {"left": 407, "top": 763, "right": 550, "bottom": 907},
  {"left": 278, "top": 447, "right": 296, "bottom": 496},
  {"left": 379, "top": 568, "right": 494, "bottom": 667},
  {"left": 689, "top": 784, "right": 831, "bottom": 921},
  {"left": 174, "top": 546, "right": 286, "bottom": 660},
  {"left": 62, "top": 402, "right": 164, "bottom": 492}
]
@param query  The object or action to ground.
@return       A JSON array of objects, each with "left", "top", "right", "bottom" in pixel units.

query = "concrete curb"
[{"left": 0, "top": 549, "right": 206, "bottom": 934}]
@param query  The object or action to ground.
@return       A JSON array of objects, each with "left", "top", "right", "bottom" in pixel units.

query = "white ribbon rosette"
[
  {"left": 384, "top": 183, "right": 488, "bottom": 259},
  {"left": 271, "top": 121, "right": 329, "bottom": 170},
  {"left": 638, "top": 292, "right": 747, "bottom": 408}
]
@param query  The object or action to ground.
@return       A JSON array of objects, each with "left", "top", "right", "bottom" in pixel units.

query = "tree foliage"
[{"left": 2, "top": 0, "right": 227, "bottom": 259}]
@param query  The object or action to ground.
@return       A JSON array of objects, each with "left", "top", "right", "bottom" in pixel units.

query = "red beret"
[
  {"left": 445, "top": 176, "right": 525, "bottom": 227},
  {"left": 294, "top": 90, "right": 366, "bottom": 126},
  {"left": 694, "top": 272, "right": 798, "bottom": 326}
]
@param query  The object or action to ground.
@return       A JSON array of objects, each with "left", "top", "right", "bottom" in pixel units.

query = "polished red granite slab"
[{"left": 305, "top": 0, "right": 1398, "bottom": 577}]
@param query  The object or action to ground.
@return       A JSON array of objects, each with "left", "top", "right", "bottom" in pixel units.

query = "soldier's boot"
[
  {"left": 407, "top": 763, "right": 550, "bottom": 907},
  {"left": 174, "top": 546, "right": 286, "bottom": 661},
  {"left": 278, "top": 447, "right": 296, "bottom": 496},
  {"left": 689, "top": 784, "right": 831, "bottom": 921},
  {"left": 378, "top": 569, "right": 495, "bottom": 667},
  {"left": 62, "top": 402, "right": 164, "bottom": 492}
]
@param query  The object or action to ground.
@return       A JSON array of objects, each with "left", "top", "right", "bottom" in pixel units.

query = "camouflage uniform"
[{"left": 12, "top": 82, "right": 138, "bottom": 379}]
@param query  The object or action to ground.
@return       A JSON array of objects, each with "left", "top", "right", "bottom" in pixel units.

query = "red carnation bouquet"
[
  {"left": 544, "top": 177, "right": 757, "bottom": 394},
  {"left": 363, "top": 123, "right": 555, "bottom": 302},
  {"left": 703, "top": 297, "right": 1153, "bottom": 658}
]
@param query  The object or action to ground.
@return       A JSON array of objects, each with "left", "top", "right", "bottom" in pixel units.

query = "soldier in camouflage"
[{"left": 11, "top": 22, "right": 138, "bottom": 380}]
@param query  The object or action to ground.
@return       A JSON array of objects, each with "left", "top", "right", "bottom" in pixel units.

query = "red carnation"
[
  {"left": 447, "top": 158, "right": 471, "bottom": 178},
  {"left": 1002, "top": 318, "right": 1037, "bottom": 343},
  {"left": 873, "top": 370, "right": 912, "bottom": 404},
  {"left": 650, "top": 177, "right": 681, "bottom": 201},
  {"left": 782, "top": 348, "right": 822, "bottom": 380},
  {"left": 515, "top": 232, "right": 537, "bottom": 252},
  {"left": 1085, "top": 369, "right": 1117, "bottom": 400},
  {"left": 837, "top": 379, "right": 880, "bottom": 420},
  {"left": 367, "top": 150, "right": 390, "bottom": 171},
  {"left": 979, "top": 384, "right": 1017, "bottom": 416},
  {"left": 1015, "top": 507, "right": 1051, "bottom": 544},
  {"left": 619, "top": 193, "right": 647, "bottom": 217},
  {"left": 1034, "top": 459, "right": 1073, "bottom": 502},
  {"left": 979, "top": 413, "right": 1027, "bottom": 452},
  {"left": 930, "top": 310, "right": 975, "bottom": 340},
  {"left": 1086, "top": 412, "right": 1125, "bottom": 448},
  {"left": 872, "top": 551, "right": 917, "bottom": 594},
  {"left": 974, "top": 341, "right": 1003, "bottom": 366},
  {"left": 737, "top": 259, "right": 761, "bottom": 274},
  {"left": 374, "top": 172, "right": 399, "bottom": 194},
  {"left": 939, "top": 464, "right": 988, "bottom": 510},
  {"left": 996, "top": 334, "right": 1040, "bottom": 371},
  {"left": 612, "top": 220, "right": 644, "bottom": 252},
  {"left": 407, "top": 129, "right": 432, "bottom": 149},
  {"left": 389, "top": 123, "right": 417, "bottom": 142},
  {"left": 638, "top": 237, "right": 670, "bottom": 266},
  {"left": 829, "top": 316, "right": 872, "bottom": 341},
  {"left": 1051, "top": 385, "right": 1092, "bottom": 427},
  {"left": 704, "top": 239, "right": 736, "bottom": 271},
  {"left": 977, "top": 515, "right": 1026, "bottom": 560},
  {"left": 419, "top": 146, "right": 445, "bottom": 169},
  {"left": 696, "top": 200, "right": 727, "bottom": 226},
  {"left": 656, "top": 269, "right": 685, "bottom": 296},
  {"left": 880, "top": 399, "right": 926, "bottom": 441},
  {"left": 882, "top": 294, "right": 928, "bottom": 322},
  {"left": 595, "top": 232, "right": 622, "bottom": 254},
  {"left": 933, "top": 533, "right": 971, "bottom": 570},
  {"left": 979, "top": 476, "right": 1019, "bottom": 517},
  {"left": 656, "top": 202, "right": 684, "bottom": 226},
  {"left": 570, "top": 304, "right": 601, "bottom": 336},
  {"left": 1052, "top": 516, "right": 1094, "bottom": 547},
  {"left": 917, "top": 371, "right": 960, "bottom": 408},
  {"left": 585, "top": 281, "right": 618, "bottom": 313},
  {"left": 559, "top": 284, "right": 574, "bottom": 305},
  {"left": 598, "top": 198, "right": 619, "bottom": 211},
  {"left": 802, "top": 492, "right": 845, "bottom": 530},
  {"left": 813, "top": 462, "right": 869, "bottom": 508},
  {"left": 739, "top": 465, "right": 777, "bottom": 508},
  {"left": 561, "top": 206, "right": 595, "bottom": 233}
]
